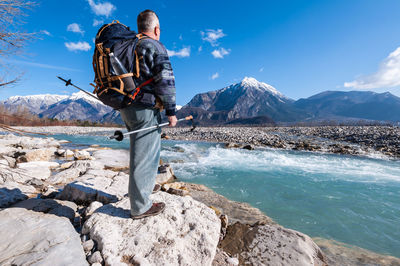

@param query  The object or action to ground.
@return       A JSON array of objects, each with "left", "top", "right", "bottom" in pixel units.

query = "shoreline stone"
[
  {"left": 219, "top": 221, "right": 327, "bottom": 265},
  {"left": 176, "top": 182, "right": 273, "bottom": 225},
  {"left": 314, "top": 237, "right": 400, "bottom": 266},
  {"left": 0, "top": 208, "right": 87, "bottom": 266}
]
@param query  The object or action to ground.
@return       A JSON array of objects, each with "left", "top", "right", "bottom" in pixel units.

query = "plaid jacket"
[{"left": 133, "top": 37, "right": 176, "bottom": 116}]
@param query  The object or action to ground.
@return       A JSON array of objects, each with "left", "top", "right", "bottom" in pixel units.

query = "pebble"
[
  {"left": 88, "top": 251, "right": 103, "bottom": 264},
  {"left": 83, "top": 239, "right": 94, "bottom": 253}
]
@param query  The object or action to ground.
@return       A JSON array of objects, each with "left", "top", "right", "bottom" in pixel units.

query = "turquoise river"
[{"left": 54, "top": 133, "right": 400, "bottom": 258}]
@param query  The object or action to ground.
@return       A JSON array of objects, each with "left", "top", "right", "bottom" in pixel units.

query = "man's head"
[{"left": 137, "top": 10, "right": 160, "bottom": 41}]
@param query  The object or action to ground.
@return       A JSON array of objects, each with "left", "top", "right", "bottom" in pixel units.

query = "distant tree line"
[{"left": 0, "top": 104, "right": 121, "bottom": 127}]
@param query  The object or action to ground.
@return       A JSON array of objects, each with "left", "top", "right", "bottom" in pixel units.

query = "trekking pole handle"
[{"left": 109, "top": 115, "right": 195, "bottom": 141}]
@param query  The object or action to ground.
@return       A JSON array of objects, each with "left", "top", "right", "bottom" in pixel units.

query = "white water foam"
[{"left": 162, "top": 143, "right": 400, "bottom": 183}]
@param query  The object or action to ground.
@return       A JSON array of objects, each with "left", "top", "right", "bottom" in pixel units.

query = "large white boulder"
[
  {"left": 24, "top": 148, "right": 56, "bottom": 162},
  {"left": 92, "top": 149, "right": 129, "bottom": 171},
  {"left": 0, "top": 208, "right": 88, "bottom": 266},
  {"left": 17, "top": 161, "right": 59, "bottom": 180},
  {"left": 57, "top": 172, "right": 128, "bottom": 205},
  {"left": 83, "top": 192, "right": 221, "bottom": 266}
]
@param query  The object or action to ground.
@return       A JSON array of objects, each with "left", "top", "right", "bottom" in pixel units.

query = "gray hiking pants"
[{"left": 120, "top": 104, "right": 161, "bottom": 216}]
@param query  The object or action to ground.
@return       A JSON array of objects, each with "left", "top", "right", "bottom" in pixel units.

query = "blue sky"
[{"left": 1, "top": 0, "right": 400, "bottom": 105}]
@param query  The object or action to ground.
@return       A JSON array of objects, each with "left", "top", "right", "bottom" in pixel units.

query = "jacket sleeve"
[{"left": 151, "top": 44, "right": 176, "bottom": 116}]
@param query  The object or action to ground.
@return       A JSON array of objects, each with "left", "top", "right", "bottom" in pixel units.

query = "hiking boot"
[
  {"left": 152, "top": 183, "right": 161, "bottom": 194},
  {"left": 131, "top": 202, "right": 165, "bottom": 220}
]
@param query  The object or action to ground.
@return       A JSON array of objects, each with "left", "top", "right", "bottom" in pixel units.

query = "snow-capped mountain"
[
  {"left": 4, "top": 78, "right": 397, "bottom": 125},
  {"left": 224, "top": 77, "right": 287, "bottom": 99},
  {"left": 2, "top": 94, "right": 68, "bottom": 113},
  {"left": 39, "top": 91, "right": 113, "bottom": 121},
  {"left": 1, "top": 92, "right": 113, "bottom": 122},
  {"left": 178, "top": 77, "right": 306, "bottom": 124}
]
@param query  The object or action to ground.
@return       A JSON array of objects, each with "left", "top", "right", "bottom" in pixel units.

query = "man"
[{"left": 119, "top": 9, "right": 177, "bottom": 219}]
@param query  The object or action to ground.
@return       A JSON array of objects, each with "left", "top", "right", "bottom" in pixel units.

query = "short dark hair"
[{"left": 137, "top": 10, "right": 159, "bottom": 32}]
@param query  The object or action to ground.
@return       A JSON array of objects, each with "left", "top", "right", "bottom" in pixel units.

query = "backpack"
[{"left": 91, "top": 20, "right": 153, "bottom": 110}]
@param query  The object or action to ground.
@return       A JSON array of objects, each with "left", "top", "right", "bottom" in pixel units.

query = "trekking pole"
[
  {"left": 109, "top": 115, "right": 196, "bottom": 141},
  {"left": 57, "top": 76, "right": 99, "bottom": 101}
]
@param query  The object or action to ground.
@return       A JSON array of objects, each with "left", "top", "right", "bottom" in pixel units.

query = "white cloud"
[
  {"left": 87, "top": 0, "right": 116, "bottom": 17},
  {"left": 259, "top": 67, "right": 264, "bottom": 72},
  {"left": 41, "top": 30, "right": 51, "bottom": 36},
  {"left": 211, "top": 72, "right": 219, "bottom": 80},
  {"left": 65, "top": 41, "right": 91, "bottom": 52},
  {"left": 201, "top": 29, "right": 226, "bottom": 46},
  {"left": 211, "top": 47, "right": 230, "bottom": 59},
  {"left": 344, "top": 46, "right": 400, "bottom": 89},
  {"left": 167, "top": 47, "right": 190, "bottom": 58},
  {"left": 198, "top": 46, "right": 202, "bottom": 52},
  {"left": 67, "top": 23, "right": 84, "bottom": 35},
  {"left": 179, "top": 34, "right": 183, "bottom": 41},
  {"left": 93, "top": 19, "right": 104, "bottom": 27}
]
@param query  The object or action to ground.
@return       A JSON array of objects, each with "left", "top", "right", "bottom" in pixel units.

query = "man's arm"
[{"left": 151, "top": 45, "right": 177, "bottom": 122}]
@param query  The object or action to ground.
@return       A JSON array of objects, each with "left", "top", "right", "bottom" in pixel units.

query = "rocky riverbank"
[
  {"left": 1, "top": 134, "right": 399, "bottom": 265},
  {"left": 163, "top": 126, "right": 400, "bottom": 159},
  {"left": 6, "top": 125, "right": 400, "bottom": 159}
]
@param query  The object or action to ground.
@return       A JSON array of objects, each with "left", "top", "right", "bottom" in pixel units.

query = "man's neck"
[{"left": 140, "top": 31, "right": 156, "bottom": 40}]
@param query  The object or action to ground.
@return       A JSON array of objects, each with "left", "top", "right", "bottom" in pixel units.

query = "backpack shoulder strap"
[{"left": 133, "top": 34, "right": 152, "bottom": 78}]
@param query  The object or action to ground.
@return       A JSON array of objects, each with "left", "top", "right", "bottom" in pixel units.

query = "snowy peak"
[
  {"left": 181, "top": 76, "right": 302, "bottom": 124},
  {"left": 6, "top": 94, "right": 68, "bottom": 103},
  {"left": 66, "top": 91, "right": 102, "bottom": 104},
  {"left": 239, "top": 77, "right": 284, "bottom": 97}
]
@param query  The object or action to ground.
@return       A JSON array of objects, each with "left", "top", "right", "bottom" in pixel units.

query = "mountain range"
[
  {"left": 2, "top": 77, "right": 400, "bottom": 125},
  {"left": 2, "top": 92, "right": 114, "bottom": 122}
]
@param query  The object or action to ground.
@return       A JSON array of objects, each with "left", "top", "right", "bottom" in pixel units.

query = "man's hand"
[{"left": 168, "top": 115, "right": 177, "bottom": 127}]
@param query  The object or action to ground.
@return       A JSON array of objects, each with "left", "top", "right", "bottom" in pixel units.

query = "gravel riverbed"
[
  {"left": 163, "top": 126, "right": 400, "bottom": 159},
  {"left": 3, "top": 125, "right": 400, "bottom": 159}
]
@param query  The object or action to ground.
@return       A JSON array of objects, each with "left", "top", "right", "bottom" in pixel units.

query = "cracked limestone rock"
[
  {"left": 24, "top": 148, "right": 56, "bottom": 162},
  {"left": 92, "top": 149, "right": 129, "bottom": 171},
  {"left": 0, "top": 208, "right": 88, "bottom": 266},
  {"left": 82, "top": 192, "right": 221, "bottom": 266},
  {"left": 17, "top": 161, "right": 59, "bottom": 181},
  {"left": 57, "top": 171, "right": 127, "bottom": 205},
  {"left": 11, "top": 198, "right": 78, "bottom": 221},
  {"left": 48, "top": 160, "right": 104, "bottom": 185},
  {"left": 74, "top": 150, "right": 92, "bottom": 160}
]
